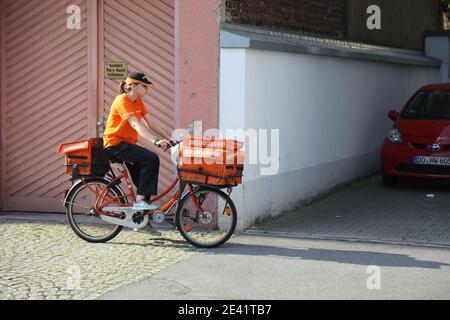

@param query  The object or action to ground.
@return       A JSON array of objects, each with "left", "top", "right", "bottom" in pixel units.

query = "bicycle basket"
[
  {"left": 178, "top": 136, "right": 245, "bottom": 187},
  {"left": 57, "top": 138, "right": 110, "bottom": 179}
]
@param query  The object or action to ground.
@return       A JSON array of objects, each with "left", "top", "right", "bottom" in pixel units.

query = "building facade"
[
  {"left": 0, "top": 0, "right": 221, "bottom": 212},
  {"left": 1, "top": 0, "right": 448, "bottom": 232}
]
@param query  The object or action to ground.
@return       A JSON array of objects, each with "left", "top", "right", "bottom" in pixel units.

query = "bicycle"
[{"left": 62, "top": 139, "right": 238, "bottom": 249}]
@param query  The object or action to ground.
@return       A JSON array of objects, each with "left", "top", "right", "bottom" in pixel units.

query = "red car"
[{"left": 381, "top": 83, "right": 450, "bottom": 186}]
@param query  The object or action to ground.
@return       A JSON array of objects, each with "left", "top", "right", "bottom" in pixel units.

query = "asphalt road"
[{"left": 100, "top": 234, "right": 450, "bottom": 300}]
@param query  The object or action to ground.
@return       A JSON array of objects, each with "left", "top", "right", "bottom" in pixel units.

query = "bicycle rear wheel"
[
  {"left": 175, "top": 186, "right": 237, "bottom": 248},
  {"left": 65, "top": 178, "right": 126, "bottom": 243}
]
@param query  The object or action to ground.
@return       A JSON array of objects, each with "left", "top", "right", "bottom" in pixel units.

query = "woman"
[{"left": 103, "top": 72, "right": 172, "bottom": 211}]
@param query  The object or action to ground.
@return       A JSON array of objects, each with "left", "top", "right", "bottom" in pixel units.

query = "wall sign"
[{"left": 104, "top": 61, "right": 128, "bottom": 79}]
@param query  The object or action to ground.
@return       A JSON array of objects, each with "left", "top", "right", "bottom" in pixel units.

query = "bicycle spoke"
[
  {"left": 67, "top": 180, "right": 124, "bottom": 240},
  {"left": 63, "top": 201, "right": 93, "bottom": 210},
  {"left": 176, "top": 187, "right": 237, "bottom": 248}
]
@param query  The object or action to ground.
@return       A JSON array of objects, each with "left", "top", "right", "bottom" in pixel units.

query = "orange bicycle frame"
[{"left": 80, "top": 164, "right": 205, "bottom": 217}]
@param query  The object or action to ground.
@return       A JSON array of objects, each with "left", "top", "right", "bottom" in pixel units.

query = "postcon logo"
[{"left": 428, "top": 144, "right": 441, "bottom": 153}]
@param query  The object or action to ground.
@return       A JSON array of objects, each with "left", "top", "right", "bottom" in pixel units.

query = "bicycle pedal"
[
  {"left": 152, "top": 211, "right": 166, "bottom": 224},
  {"left": 85, "top": 209, "right": 96, "bottom": 217}
]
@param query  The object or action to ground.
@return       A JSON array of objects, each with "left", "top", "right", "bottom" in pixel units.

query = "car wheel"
[{"left": 382, "top": 174, "right": 397, "bottom": 186}]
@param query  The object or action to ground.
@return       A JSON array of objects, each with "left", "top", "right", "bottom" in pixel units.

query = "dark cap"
[{"left": 126, "top": 72, "right": 153, "bottom": 85}]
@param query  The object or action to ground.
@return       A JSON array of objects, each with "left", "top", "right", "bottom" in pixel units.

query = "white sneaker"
[{"left": 132, "top": 200, "right": 158, "bottom": 211}]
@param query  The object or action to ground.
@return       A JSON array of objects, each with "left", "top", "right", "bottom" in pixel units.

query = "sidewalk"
[
  {"left": 246, "top": 176, "right": 450, "bottom": 248},
  {"left": 0, "top": 213, "right": 199, "bottom": 300}
]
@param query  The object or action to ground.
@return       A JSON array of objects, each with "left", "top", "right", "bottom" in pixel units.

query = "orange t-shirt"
[{"left": 103, "top": 93, "right": 149, "bottom": 149}]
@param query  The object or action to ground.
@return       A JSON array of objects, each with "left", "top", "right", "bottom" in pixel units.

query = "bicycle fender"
[{"left": 63, "top": 179, "right": 86, "bottom": 208}]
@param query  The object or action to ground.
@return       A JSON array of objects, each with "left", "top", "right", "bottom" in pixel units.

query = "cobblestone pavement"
[
  {"left": 0, "top": 219, "right": 200, "bottom": 300},
  {"left": 247, "top": 175, "right": 450, "bottom": 248}
]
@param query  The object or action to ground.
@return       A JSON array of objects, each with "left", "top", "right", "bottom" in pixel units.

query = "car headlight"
[{"left": 388, "top": 128, "right": 403, "bottom": 144}]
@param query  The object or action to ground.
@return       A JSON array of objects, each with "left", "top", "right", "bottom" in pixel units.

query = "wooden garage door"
[
  {"left": 0, "top": 0, "right": 95, "bottom": 212},
  {"left": 101, "top": 0, "right": 176, "bottom": 203},
  {"left": 0, "top": 0, "right": 175, "bottom": 212}
]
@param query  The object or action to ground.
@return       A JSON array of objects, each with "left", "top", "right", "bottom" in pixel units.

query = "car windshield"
[{"left": 402, "top": 90, "right": 450, "bottom": 120}]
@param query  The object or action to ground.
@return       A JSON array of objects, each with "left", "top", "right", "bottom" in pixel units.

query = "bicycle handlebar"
[
  {"left": 155, "top": 138, "right": 181, "bottom": 152},
  {"left": 169, "top": 140, "right": 180, "bottom": 147}
]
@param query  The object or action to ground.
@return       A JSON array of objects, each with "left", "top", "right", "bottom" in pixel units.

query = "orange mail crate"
[
  {"left": 178, "top": 136, "right": 245, "bottom": 187},
  {"left": 57, "top": 138, "right": 110, "bottom": 177}
]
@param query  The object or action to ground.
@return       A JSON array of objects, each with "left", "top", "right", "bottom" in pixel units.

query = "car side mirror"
[{"left": 388, "top": 110, "right": 399, "bottom": 121}]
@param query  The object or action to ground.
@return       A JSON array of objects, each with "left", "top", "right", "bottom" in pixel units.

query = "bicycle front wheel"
[{"left": 175, "top": 186, "right": 237, "bottom": 248}]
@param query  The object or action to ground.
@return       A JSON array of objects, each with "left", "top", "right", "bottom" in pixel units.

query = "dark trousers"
[{"left": 105, "top": 141, "right": 160, "bottom": 199}]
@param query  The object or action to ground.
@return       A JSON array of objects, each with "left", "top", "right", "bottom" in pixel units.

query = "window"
[{"left": 402, "top": 90, "right": 450, "bottom": 120}]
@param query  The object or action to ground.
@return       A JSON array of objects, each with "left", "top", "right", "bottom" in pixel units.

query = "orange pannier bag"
[
  {"left": 178, "top": 136, "right": 245, "bottom": 187},
  {"left": 57, "top": 138, "right": 110, "bottom": 178}
]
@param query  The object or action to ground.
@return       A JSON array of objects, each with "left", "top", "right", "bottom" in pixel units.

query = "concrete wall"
[{"left": 220, "top": 48, "right": 439, "bottom": 231}]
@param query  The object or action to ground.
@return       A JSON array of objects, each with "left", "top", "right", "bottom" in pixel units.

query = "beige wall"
[{"left": 347, "top": 0, "right": 441, "bottom": 50}]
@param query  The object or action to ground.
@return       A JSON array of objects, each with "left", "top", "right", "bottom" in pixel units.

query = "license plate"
[{"left": 413, "top": 156, "right": 450, "bottom": 166}]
